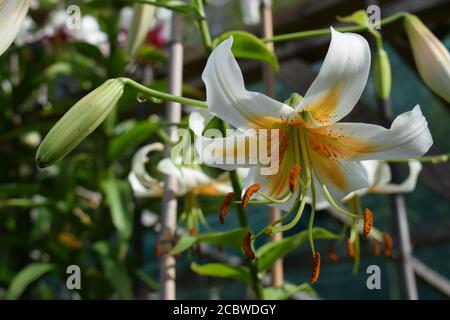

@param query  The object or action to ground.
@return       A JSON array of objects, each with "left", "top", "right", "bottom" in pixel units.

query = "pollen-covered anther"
[
  {"left": 219, "top": 192, "right": 235, "bottom": 224},
  {"left": 242, "top": 232, "right": 255, "bottom": 260},
  {"left": 362, "top": 208, "right": 373, "bottom": 239},
  {"left": 383, "top": 232, "right": 394, "bottom": 257},
  {"left": 189, "top": 227, "right": 197, "bottom": 236},
  {"left": 155, "top": 240, "right": 161, "bottom": 259},
  {"left": 310, "top": 251, "right": 321, "bottom": 284},
  {"left": 327, "top": 245, "right": 339, "bottom": 262},
  {"left": 347, "top": 239, "right": 356, "bottom": 258},
  {"left": 241, "top": 184, "right": 262, "bottom": 209},
  {"left": 288, "top": 165, "right": 302, "bottom": 192},
  {"left": 371, "top": 241, "right": 382, "bottom": 256}
]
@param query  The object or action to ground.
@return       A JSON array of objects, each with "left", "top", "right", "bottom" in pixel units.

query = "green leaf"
[
  {"left": 197, "top": 228, "right": 247, "bottom": 250},
  {"left": 170, "top": 235, "right": 197, "bottom": 255},
  {"left": 108, "top": 120, "right": 157, "bottom": 160},
  {"left": 191, "top": 262, "right": 251, "bottom": 285},
  {"left": 213, "top": 31, "right": 279, "bottom": 71},
  {"left": 135, "top": 269, "right": 160, "bottom": 291},
  {"left": 263, "top": 282, "right": 316, "bottom": 300},
  {"left": 93, "top": 241, "right": 133, "bottom": 299},
  {"left": 256, "top": 228, "right": 339, "bottom": 273},
  {"left": 101, "top": 179, "right": 133, "bottom": 240},
  {"left": 6, "top": 263, "right": 54, "bottom": 299},
  {"left": 170, "top": 228, "right": 248, "bottom": 255},
  {"left": 336, "top": 10, "right": 368, "bottom": 27}
]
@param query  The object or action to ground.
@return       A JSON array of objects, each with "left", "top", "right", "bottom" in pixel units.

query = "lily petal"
[
  {"left": 372, "top": 160, "right": 422, "bottom": 194},
  {"left": 297, "top": 28, "right": 370, "bottom": 127},
  {"left": 310, "top": 150, "right": 370, "bottom": 201},
  {"left": 195, "top": 132, "right": 258, "bottom": 171},
  {"left": 128, "top": 142, "right": 165, "bottom": 197},
  {"left": 0, "top": 0, "right": 31, "bottom": 56},
  {"left": 203, "top": 37, "right": 297, "bottom": 131},
  {"left": 307, "top": 105, "right": 433, "bottom": 161},
  {"left": 189, "top": 107, "right": 214, "bottom": 136}
]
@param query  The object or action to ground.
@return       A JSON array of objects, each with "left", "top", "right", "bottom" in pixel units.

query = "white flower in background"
[
  {"left": 190, "top": 30, "right": 433, "bottom": 211},
  {"left": 128, "top": 142, "right": 237, "bottom": 198},
  {"left": 0, "top": 0, "right": 32, "bottom": 56},
  {"left": 341, "top": 160, "right": 422, "bottom": 202},
  {"left": 240, "top": 0, "right": 261, "bottom": 26},
  {"left": 404, "top": 14, "right": 450, "bottom": 103},
  {"left": 46, "top": 10, "right": 110, "bottom": 55}
]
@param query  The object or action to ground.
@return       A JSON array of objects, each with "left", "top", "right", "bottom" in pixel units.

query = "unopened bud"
[{"left": 36, "top": 79, "right": 125, "bottom": 168}]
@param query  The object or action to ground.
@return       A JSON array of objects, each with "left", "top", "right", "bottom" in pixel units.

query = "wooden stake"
[
  {"left": 159, "top": 13, "right": 183, "bottom": 300},
  {"left": 261, "top": 0, "right": 284, "bottom": 288}
]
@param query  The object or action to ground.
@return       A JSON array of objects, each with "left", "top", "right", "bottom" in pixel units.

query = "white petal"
[
  {"left": 131, "top": 142, "right": 164, "bottom": 187},
  {"left": 296, "top": 28, "right": 371, "bottom": 127},
  {"left": 195, "top": 131, "right": 258, "bottom": 171},
  {"left": 0, "top": 0, "right": 31, "bottom": 56},
  {"left": 188, "top": 107, "right": 214, "bottom": 136},
  {"left": 308, "top": 105, "right": 433, "bottom": 160},
  {"left": 372, "top": 160, "right": 422, "bottom": 194},
  {"left": 203, "top": 37, "right": 297, "bottom": 131},
  {"left": 128, "top": 172, "right": 164, "bottom": 198},
  {"left": 311, "top": 155, "right": 370, "bottom": 202}
]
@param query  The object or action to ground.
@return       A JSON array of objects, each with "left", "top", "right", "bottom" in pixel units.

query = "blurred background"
[{"left": 0, "top": 0, "right": 449, "bottom": 300}]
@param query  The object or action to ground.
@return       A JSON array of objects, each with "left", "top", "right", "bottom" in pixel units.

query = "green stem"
[
  {"left": 264, "top": 12, "right": 407, "bottom": 43},
  {"left": 195, "top": 0, "right": 213, "bottom": 52},
  {"left": 387, "top": 153, "right": 450, "bottom": 164},
  {"left": 121, "top": 78, "right": 208, "bottom": 108}
]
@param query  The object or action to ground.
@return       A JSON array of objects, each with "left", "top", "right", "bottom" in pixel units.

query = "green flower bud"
[
  {"left": 126, "top": 4, "right": 155, "bottom": 58},
  {"left": 36, "top": 79, "right": 125, "bottom": 168},
  {"left": 404, "top": 14, "right": 450, "bottom": 103},
  {"left": 374, "top": 48, "right": 392, "bottom": 101}
]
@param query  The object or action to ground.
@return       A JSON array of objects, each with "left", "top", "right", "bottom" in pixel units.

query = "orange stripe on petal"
[{"left": 305, "top": 82, "right": 342, "bottom": 125}]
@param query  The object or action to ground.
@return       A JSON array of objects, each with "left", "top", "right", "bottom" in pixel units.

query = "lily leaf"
[
  {"left": 170, "top": 228, "right": 247, "bottom": 255},
  {"left": 256, "top": 227, "right": 339, "bottom": 273},
  {"left": 101, "top": 179, "right": 133, "bottom": 240},
  {"left": 213, "top": 31, "right": 279, "bottom": 71},
  {"left": 108, "top": 120, "right": 157, "bottom": 160},
  {"left": 6, "top": 263, "right": 55, "bottom": 299},
  {"left": 336, "top": 10, "right": 368, "bottom": 27},
  {"left": 263, "top": 282, "right": 317, "bottom": 300},
  {"left": 191, "top": 262, "right": 251, "bottom": 285}
]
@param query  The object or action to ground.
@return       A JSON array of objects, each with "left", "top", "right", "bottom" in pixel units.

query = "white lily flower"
[
  {"left": 404, "top": 15, "right": 450, "bottom": 103},
  {"left": 128, "top": 142, "right": 237, "bottom": 198},
  {"left": 0, "top": 0, "right": 31, "bottom": 56},
  {"left": 190, "top": 29, "right": 433, "bottom": 211},
  {"left": 340, "top": 160, "right": 422, "bottom": 203}
]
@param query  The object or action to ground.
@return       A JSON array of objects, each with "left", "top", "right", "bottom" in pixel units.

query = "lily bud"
[
  {"left": 374, "top": 48, "right": 392, "bottom": 100},
  {"left": 0, "top": 0, "right": 31, "bottom": 56},
  {"left": 404, "top": 14, "right": 450, "bottom": 103},
  {"left": 36, "top": 79, "right": 125, "bottom": 168},
  {"left": 126, "top": 3, "right": 155, "bottom": 58}
]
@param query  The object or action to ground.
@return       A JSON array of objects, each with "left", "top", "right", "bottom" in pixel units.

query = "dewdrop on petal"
[{"left": 36, "top": 79, "right": 125, "bottom": 168}]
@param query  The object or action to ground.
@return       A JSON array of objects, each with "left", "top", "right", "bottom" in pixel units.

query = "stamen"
[
  {"left": 190, "top": 227, "right": 197, "bottom": 236},
  {"left": 241, "top": 184, "right": 262, "bottom": 209},
  {"left": 371, "top": 241, "right": 382, "bottom": 256},
  {"left": 327, "top": 245, "right": 339, "bottom": 262},
  {"left": 242, "top": 232, "right": 255, "bottom": 260},
  {"left": 155, "top": 240, "right": 161, "bottom": 259},
  {"left": 347, "top": 239, "right": 356, "bottom": 258},
  {"left": 362, "top": 208, "right": 373, "bottom": 239},
  {"left": 310, "top": 251, "right": 321, "bottom": 284},
  {"left": 219, "top": 192, "right": 235, "bottom": 224},
  {"left": 383, "top": 232, "right": 393, "bottom": 257},
  {"left": 289, "top": 165, "right": 302, "bottom": 192}
]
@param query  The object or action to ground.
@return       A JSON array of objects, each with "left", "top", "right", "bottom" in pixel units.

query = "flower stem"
[
  {"left": 121, "top": 77, "right": 208, "bottom": 108},
  {"left": 264, "top": 12, "right": 407, "bottom": 43}
]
